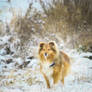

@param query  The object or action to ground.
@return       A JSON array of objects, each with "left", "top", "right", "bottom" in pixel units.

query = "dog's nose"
[{"left": 44, "top": 53, "right": 47, "bottom": 56}]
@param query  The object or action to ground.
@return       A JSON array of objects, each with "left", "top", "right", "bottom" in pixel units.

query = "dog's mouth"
[{"left": 49, "top": 62, "right": 55, "bottom": 67}]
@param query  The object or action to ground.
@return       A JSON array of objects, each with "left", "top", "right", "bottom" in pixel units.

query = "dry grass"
[
  {"left": 40, "top": 0, "right": 92, "bottom": 25},
  {"left": 10, "top": 3, "right": 44, "bottom": 43},
  {"left": 0, "top": 0, "right": 91, "bottom": 53},
  {"left": 0, "top": 21, "right": 5, "bottom": 36},
  {"left": 39, "top": 0, "right": 92, "bottom": 50},
  {"left": 9, "top": 3, "right": 45, "bottom": 58}
]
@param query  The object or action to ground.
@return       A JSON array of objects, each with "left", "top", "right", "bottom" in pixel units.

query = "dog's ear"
[
  {"left": 49, "top": 41, "right": 56, "bottom": 47},
  {"left": 39, "top": 42, "right": 45, "bottom": 48}
]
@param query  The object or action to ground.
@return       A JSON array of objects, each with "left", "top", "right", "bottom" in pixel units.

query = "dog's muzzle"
[{"left": 49, "top": 62, "right": 55, "bottom": 67}]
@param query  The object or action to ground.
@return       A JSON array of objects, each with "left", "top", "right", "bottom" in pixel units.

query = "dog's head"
[{"left": 38, "top": 41, "right": 58, "bottom": 62}]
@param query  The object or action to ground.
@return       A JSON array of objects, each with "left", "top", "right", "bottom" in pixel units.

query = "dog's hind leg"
[
  {"left": 61, "top": 62, "right": 70, "bottom": 84},
  {"left": 52, "top": 71, "right": 60, "bottom": 84}
]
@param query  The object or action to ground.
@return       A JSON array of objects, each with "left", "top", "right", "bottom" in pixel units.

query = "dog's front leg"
[
  {"left": 42, "top": 72, "right": 50, "bottom": 88},
  {"left": 40, "top": 64, "right": 50, "bottom": 88}
]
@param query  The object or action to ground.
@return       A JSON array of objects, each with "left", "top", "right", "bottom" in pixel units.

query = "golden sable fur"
[{"left": 38, "top": 41, "right": 70, "bottom": 88}]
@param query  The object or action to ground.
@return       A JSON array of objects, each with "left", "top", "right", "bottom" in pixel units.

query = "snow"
[
  {"left": 0, "top": 35, "right": 11, "bottom": 45},
  {"left": 14, "top": 58, "right": 24, "bottom": 65},
  {"left": 0, "top": 35, "right": 92, "bottom": 92}
]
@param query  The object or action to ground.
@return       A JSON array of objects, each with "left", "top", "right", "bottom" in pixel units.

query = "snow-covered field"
[{"left": 0, "top": 35, "right": 92, "bottom": 92}]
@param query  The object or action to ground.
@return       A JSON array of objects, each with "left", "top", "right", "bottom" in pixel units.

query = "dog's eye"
[{"left": 43, "top": 49, "right": 45, "bottom": 51}]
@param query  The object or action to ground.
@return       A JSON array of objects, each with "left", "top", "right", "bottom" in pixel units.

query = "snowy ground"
[{"left": 0, "top": 36, "right": 92, "bottom": 92}]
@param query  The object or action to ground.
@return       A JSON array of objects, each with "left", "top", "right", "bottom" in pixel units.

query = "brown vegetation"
[
  {"left": 39, "top": 0, "right": 92, "bottom": 50},
  {"left": 0, "top": 0, "right": 92, "bottom": 57}
]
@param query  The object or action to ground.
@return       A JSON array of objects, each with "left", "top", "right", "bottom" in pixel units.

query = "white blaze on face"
[{"left": 44, "top": 53, "right": 48, "bottom": 59}]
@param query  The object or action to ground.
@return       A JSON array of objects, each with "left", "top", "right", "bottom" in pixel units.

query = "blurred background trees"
[
  {"left": 39, "top": 0, "right": 92, "bottom": 51},
  {"left": 0, "top": 0, "right": 92, "bottom": 57}
]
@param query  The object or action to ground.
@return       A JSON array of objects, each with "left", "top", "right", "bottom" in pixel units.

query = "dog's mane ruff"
[{"left": 52, "top": 43, "right": 61, "bottom": 64}]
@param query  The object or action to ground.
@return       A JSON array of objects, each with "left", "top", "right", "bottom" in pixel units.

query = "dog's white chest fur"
[{"left": 41, "top": 62, "right": 53, "bottom": 77}]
